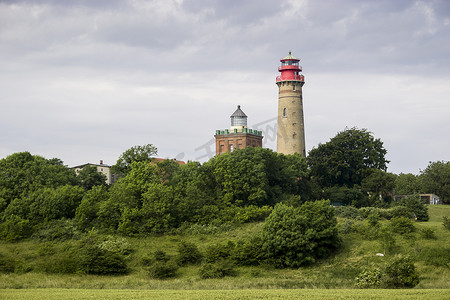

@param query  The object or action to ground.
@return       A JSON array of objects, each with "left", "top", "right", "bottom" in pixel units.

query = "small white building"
[{"left": 72, "top": 160, "right": 115, "bottom": 185}]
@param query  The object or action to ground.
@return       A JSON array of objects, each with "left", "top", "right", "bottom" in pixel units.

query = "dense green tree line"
[{"left": 0, "top": 128, "right": 447, "bottom": 259}]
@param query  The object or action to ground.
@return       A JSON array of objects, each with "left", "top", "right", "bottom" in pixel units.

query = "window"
[
  {"left": 283, "top": 108, "right": 287, "bottom": 117},
  {"left": 230, "top": 144, "right": 234, "bottom": 152},
  {"left": 293, "top": 84, "right": 296, "bottom": 91}
]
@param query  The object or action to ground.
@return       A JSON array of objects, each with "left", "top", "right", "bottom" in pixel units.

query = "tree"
[
  {"left": 394, "top": 194, "right": 429, "bottom": 221},
  {"left": 111, "top": 144, "right": 158, "bottom": 177},
  {"left": 307, "top": 128, "right": 388, "bottom": 188},
  {"left": 395, "top": 173, "right": 420, "bottom": 195},
  {"left": 262, "top": 200, "right": 340, "bottom": 268},
  {"left": 77, "top": 165, "right": 107, "bottom": 190},
  {"left": 0, "top": 152, "right": 77, "bottom": 207},
  {"left": 361, "top": 169, "right": 396, "bottom": 207},
  {"left": 419, "top": 160, "right": 449, "bottom": 203}
]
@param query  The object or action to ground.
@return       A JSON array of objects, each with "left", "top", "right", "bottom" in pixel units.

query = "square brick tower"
[{"left": 214, "top": 105, "right": 263, "bottom": 155}]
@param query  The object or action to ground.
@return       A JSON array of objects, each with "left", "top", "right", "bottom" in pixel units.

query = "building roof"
[
  {"left": 282, "top": 51, "right": 298, "bottom": 60},
  {"left": 153, "top": 158, "right": 186, "bottom": 165},
  {"left": 230, "top": 105, "right": 247, "bottom": 118}
]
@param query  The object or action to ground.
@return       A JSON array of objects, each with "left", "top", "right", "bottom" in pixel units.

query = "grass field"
[
  {"left": 2, "top": 288, "right": 450, "bottom": 300},
  {"left": 0, "top": 205, "right": 449, "bottom": 295}
]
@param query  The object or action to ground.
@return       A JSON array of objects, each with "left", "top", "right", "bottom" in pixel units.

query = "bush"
[
  {"left": 147, "top": 260, "right": 179, "bottom": 279},
  {"left": 0, "top": 253, "right": 15, "bottom": 273},
  {"left": 231, "top": 235, "right": 266, "bottom": 266},
  {"left": 394, "top": 195, "right": 429, "bottom": 221},
  {"left": 355, "top": 268, "right": 382, "bottom": 288},
  {"left": 420, "top": 227, "right": 437, "bottom": 240},
  {"left": 390, "top": 217, "right": 416, "bottom": 235},
  {"left": 388, "top": 206, "right": 413, "bottom": 220},
  {"left": 443, "top": 216, "right": 450, "bottom": 230},
  {"left": 334, "top": 206, "right": 363, "bottom": 220},
  {"left": 176, "top": 241, "right": 203, "bottom": 266},
  {"left": 384, "top": 256, "right": 419, "bottom": 288},
  {"left": 262, "top": 201, "right": 341, "bottom": 268},
  {"left": 0, "top": 215, "right": 32, "bottom": 242},
  {"left": 32, "top": 219, "right": 80, "bottom": 242},
  {"left": 199, "top": 259, "right": 237, "bottom": 279},
  {"left": 38, "top": 250, "right": 79, "bottom": 274},
  {"left": 339, "top": 220, "right": 362, "bottom": 234},
  {"left": 77, "top": 235, "right": 130, "bottom": 275},
  {"left": 204, "top": 241, "right": 235, "bottom": 263}
]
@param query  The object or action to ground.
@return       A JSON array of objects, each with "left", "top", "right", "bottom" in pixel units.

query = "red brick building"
[{"left": 214, "top": 105, "right": 263, "bottom": 155}]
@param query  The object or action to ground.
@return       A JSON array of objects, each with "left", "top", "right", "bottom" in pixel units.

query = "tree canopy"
[
  {"left": 307, "top": 128, "right": 388, "bottom": 188},
  {"left": 111, "top": 144, "right": 158, "bottom": 177}
]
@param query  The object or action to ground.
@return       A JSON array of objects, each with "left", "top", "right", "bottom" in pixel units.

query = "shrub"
[
  {"left": 32, "top": 219, "right": 80, "bottom": 242},
  {"left": 389, "top": 206, "right": 413, "bottom": 220},
  {"left": 420, "top": 227, "right": 437, "bottom": 240},
  {"left": 231, "top": 235, "right": 266, "bottom": 266},
  {"left": 390, "top": 217, "right": 416, "bottom": 235},
  {"left": 339, "top": 220, "right": 360, "bottom": 234},
  {"left": 199, "top": 260, "right": 237, "bottom": 279},
  {"left": 394, "top": 195, "right": 429, "bottom": 221},
  {"left": 77, "top": 235, "right": 130, "bottom": 275},
  {"left": 384, "top": 256, "right": 419, "bottom": 288},
  {"left": 204, "top": 241, "right": 235, "bottom": 263},
  {"left": 0, "top": 253, "right": 15, "bottom": 273},
  {"left": 443, "top": 216, "right": 450, "bottom": 230},
  {"left": 0, "top": 215, "right": 32, "bottom": 242},
  {"left": 355, "top": 268, "right": 382, "bottom": 288},
  {"left": 176, "top": 241, "right": 203, "bottom": 266},
  {"left": 262, "top": 201, "right": 340, "bottom": 268},
  {"left": 39, "top": 251, "right": 79, "bottom": 274},
  {"left": 147, "top": 260, "right": 179, "bottom": 279},
  {"left": 334, "top": 206, "right": 363, "bottom": 220}
]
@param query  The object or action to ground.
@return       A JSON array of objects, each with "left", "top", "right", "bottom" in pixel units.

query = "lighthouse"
[
  {"left": 214, "top": 105, "right": 263, "bottom": 155},
  {"left": 276, "top": 51, "right": 306, "bottom": 156}
]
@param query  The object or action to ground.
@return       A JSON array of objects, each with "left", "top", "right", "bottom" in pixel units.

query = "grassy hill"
[{"left": 0, "top": 205, "right": 449, "bottom": 290}]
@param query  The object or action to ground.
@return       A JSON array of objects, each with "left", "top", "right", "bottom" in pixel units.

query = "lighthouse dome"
[{"left": 230, "top": 105, "right": 247, "bottom": 129}]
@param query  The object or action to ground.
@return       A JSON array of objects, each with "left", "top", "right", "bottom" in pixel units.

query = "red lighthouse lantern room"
[{"left": 276, "top": 51, "right": 305, "bottom": 83}]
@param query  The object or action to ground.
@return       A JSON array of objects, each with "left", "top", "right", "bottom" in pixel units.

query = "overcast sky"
[{"left": 1, "top": 0, "right": 449, "bottom": 174}]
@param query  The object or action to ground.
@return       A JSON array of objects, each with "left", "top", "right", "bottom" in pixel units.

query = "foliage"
[
  {"left": 0, "top": 152, "right": 77, "bottom": 206},
  {"left": 419, "top": 160, "right": 449, "bottom": 203},
  {"left": 307, "top": 128, "right": 388, "bottom": 188},
  {"left": 77, "top": 235, "right": 131, "bottom": 275},
  {"left": 394, "top": 194, "right": 429, "bottom": 221},
  {"left": 384, "top": 256, "right": 419, "bottom": 288},
  {"left": 324, "top": 186, "right": 368, "bottom": 207},
  {"left": 32, "top": 219, "right": 80, "bottom": 241},
  {"left": 262, "top": 200, "right": 340, "bottom": 268},
  {"left": 199, "top": 260, "right": 237, "bottom": 279},
  {"left": 419, "top": 246, "right": 450, "bottom": 268},
  {"left": 147, "top": 260, "right": 179, "bottom": 279},
  {"left": 355, "top": 268, "right": 382, "bottom": 289},
  {"left": 443, "top": 216, "right": 450, "bottom": 230},
  {"left": 204, "top": 241, "right": 235, "bottom": 263},
  {"left": 395, "top": 173, "right": 421, "bottom": 195},
  {"left": 0, "top": 252, "right": 16, "bottom": 273},
  {"left": 111, "top": 144, "right": 158, "bottom": 177},
  {"left": 231, "top": 234, "right": 266, "bottom": 266},
  {"left": 389, "top": 217, "right": 416, "bottom": 235},
  {"left": 77, "top": 165, "right": 107, "bottom": 190},
  {"left": 0, "top": 215, "right": 32, "bottom": 241},
  {"left": 361, "top": 170, "right": 396, "bottom": 207},
  {"left": 75, "top": 185, "right": 109, "bottom": 231},
  {"left": 176, "top": 241, "right": 203, "bottom": 266},
  {"left": 420, "top": 227, "right": 437, "bottom": 240}
]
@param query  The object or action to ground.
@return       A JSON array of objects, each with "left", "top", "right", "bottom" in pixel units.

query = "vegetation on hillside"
[{"left": 0, "top": 127, "right": 449, "bottom": 289}]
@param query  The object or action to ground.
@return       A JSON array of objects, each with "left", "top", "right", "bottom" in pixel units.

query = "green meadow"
[{"left": 1, "top": 205, "right": 449, "bottom": 299}]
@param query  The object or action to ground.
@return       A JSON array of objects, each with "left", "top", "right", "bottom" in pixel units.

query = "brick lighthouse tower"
[{"left": 276, "top": 51, "right": 306, "bottom": 156}]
